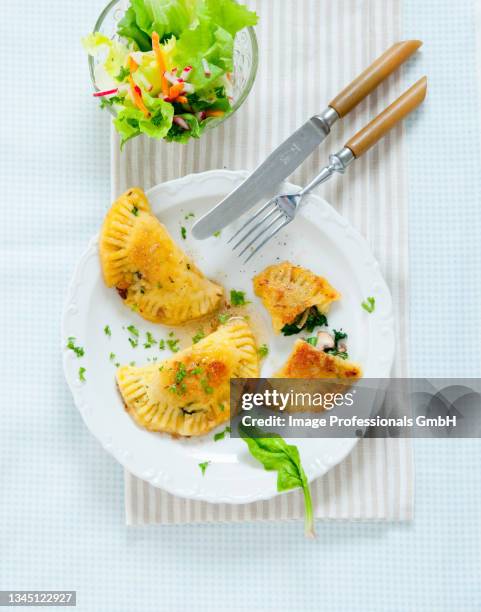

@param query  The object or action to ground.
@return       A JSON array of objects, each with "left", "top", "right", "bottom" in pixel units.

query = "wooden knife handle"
[
  {"left": 345, "top": 76, "right": 427, "bottom": 158},
  {"left": 329, "top": 40, "right": 422, "bottom": 118}
]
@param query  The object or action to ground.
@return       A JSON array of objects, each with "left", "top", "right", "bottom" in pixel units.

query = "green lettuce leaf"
[
  {"left": 166, "top": 113, "right": 201, "bottom": 143},
  {"left": 130, "top": 0, "right": 197, "bottom": 40},
  {"left": 117, "top": 6, "right": 153, "bottom": 51},
  {"left": 202, "top": 0, "right": 258, "bottom": 36},
  {"left": 82, "top": 32, "right": 130, "bottom": 78},
  {"left": 141, "top": 93, "right": 175, "bottom": 138},
  {"left": 114, "top": 94, "right": 174, "bottom": 147},
  {"left": 114, "top": 107, "right": 144, "bottom": 148}
]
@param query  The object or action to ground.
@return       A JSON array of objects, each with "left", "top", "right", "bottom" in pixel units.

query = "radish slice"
[
  {"left": 164, "top": 71, "right": 178, "bottom": 85},
  {"left": 202, "top": 58, "right": 211, "bottom": 77},
  {"left": 173, "top": 116, "right": 190, "bottom": 130},
  {"left": 181, "top": 82, "right": 195, "bottom": 94},
  {"left": 196, "top": 111, "right": 207, "bottom": 121},
  {"left": 181, "top": 66, "right": 193, "bottom": 80},
  {"left": 93, "top": 88, "right": 119, "bottom": 98}
]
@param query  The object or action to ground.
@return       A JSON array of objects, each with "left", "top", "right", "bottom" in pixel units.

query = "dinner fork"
[{"left": 230, "top": 76, "right": 427, "bottom": 263}]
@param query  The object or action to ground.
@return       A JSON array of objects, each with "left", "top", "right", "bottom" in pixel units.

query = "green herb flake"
[
  {"left": 180, "top": 226, "right": 187, "bottom": 240},
  {"left": 131, "top": 206, "right": 139, "bottom": 217},
  {"left": 127, "top": 325, "right": 139, "bottom": 337},
  {"left": 144, "top": 331, "right": 157, "bottom": 349},
  {"left": 104, "top": 325, "right": 112, "bottom": 337},
  {"left": 129, "top": 361, "right": 136, "bottom": 366},
  {"left": 167, "top": 338, "right": 180, "bottom": 353},
  {"left": 306, "top": 337, "right": 318, "bottom": 347},
  {"left": 184, "top": 212, "right": 195, "bottom": 220},
  {"left": 214, "top": 426, "right": 231, "bottom": 442},
  {"left": 239, "top": 424, "right": 315, "bottom": 538},
  {"left": 361, "top": 296, "right": 376, "bottom": 314},
  {"left": 218, "top": 313, "right": 230, "bottom": 324},
  {"left": 128, "top": 337, "right": 139, "bottom": 349},
  {"left": 192, "top": 330, "right": 205, "bottom": 344},
  {"left": 230, "top": 290, "right": 249, "bottom": 306},
  {"left": 201, "top": 377, "right": 214, "bottom": 395},
  {"left": 213, "top": 231, "right": 221, "bottom": 238},
  {"left": 115, "top": 66, "right": 130, "bottom": 81},
  {"left": 158, "top": 339, "right": 166, "bottom": 350},
  {"left": 258, "top": 344, "right": 269, "bottom": 358},
  {"left": 109, "top": 352, "right": 116, "bottom": 362},
  {"left": 198, "top": 461, "right": 211, "bottom": 476},
  {"left": 67, "top": 337, "right": 85, "bottom": 358},
  {"left": 78, "top": 367, "right": 86, "bottom": 382}
]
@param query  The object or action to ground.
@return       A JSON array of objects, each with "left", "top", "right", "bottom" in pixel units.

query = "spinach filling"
[{"left": 281, "top": 306, "right": 328, "bottom": 336}]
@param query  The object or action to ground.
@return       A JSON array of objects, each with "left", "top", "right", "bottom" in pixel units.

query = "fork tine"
[
  {"left": 238, "top": 213, "right": 286, "bottom": 257},
  {"left": 244, "top": 218, "right": 291, "bottom": 264},
  {"left": 227, "top": 199, "right": 275, "bottom": 244},
  {"left": 231, "top": 206, "right": 279, "bottom": 251}
]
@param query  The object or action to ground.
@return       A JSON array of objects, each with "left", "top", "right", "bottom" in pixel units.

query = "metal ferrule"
[
  {"left": 313, "top": 106, "right": 340, "bottom": 134},
  {"left": 328, "top": 146, "right": 356, "bottom": 173}
]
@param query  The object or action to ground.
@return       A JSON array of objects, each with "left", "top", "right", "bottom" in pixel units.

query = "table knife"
[{"left": 192, "top": 39, "right": 422, "bottom": 239}]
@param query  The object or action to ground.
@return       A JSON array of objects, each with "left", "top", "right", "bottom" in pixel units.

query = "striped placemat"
[{"left": 111, "top": 0, "right": 414, "bottom": 524}]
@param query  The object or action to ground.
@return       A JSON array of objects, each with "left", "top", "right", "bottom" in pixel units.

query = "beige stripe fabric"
[{"left": 113, "top": 0, "right": 414, "bottom": 525}]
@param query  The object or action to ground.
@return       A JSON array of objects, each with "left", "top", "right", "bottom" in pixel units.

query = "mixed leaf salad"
[{"left": 83, "top": 0, "right": 258, "bottom": 147}]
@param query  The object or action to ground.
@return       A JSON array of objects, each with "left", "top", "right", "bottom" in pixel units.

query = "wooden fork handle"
[
  {"left": 345, "top": 76, "right": 427, "bottom": 158},
  {"left": 329, "top": 40, "right": 422, "bottom": 118}
]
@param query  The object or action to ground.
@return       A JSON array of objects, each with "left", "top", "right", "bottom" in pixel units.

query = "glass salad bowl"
[{"left": 88, "top": 0, "right": 259, "bottom": 132}]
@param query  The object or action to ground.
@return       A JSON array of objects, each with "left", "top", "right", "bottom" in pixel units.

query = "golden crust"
[
  {"left": 116, "top": 318, "right": 259, "bottom": 437},
  {"left": 253, "top": 262, "right": 340, "bottom": 333},
  {"left": 99, "top": 188, "right": 224, "bottom": 325},
  {"left": 275, "top": 340, "right": 362, "bottom": 379}
]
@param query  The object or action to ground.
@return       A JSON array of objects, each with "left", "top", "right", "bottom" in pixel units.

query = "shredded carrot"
[
  {"left": 128, "top": 56, "right": 138, "bottom": 72},
  {"left": 177, "top": 96, "right": 189, "bottom": 104},
  {"left": 205, "top": 110, "right": 225, "bottom": 118},
  {"left": 169, "top": 82, "right": 185, "bottom": 100},
  {"left": 151, "top": 31, "right": 169, "bottom": 97},
  {"left": 128, "top": 75, "right": 150, "bottom": 118}
]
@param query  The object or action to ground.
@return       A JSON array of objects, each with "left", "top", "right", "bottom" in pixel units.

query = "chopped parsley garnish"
[
  {"left": 127, "top": 325, "right": 139, "bottom": 337},
  {"left": 158, "top": 339, "right": 166, "bottom": 350},
  {"left": 325, "top": 349, "right": 349, "bottom": 360},
  {"left": 198, "top": 461, "right": 210, "bottom": 476},
  {"left": 128, "top": 337, "right": 139, "bottom": 349},
  {"left": 190, "top": 367, "right": 203, "bottom": 375},
  {"left": 214, "top": 426, "right": 231, "bottom": 442},
  {"left": 180, "top": 226, "right": 187, "bottom": 240},
  {"left": 305, "top": 337, "right": 318, "bottom": 347},
  {"left": 201, "top": 377, "right": 214, "bottom": 395},
  {"left": 78, "top": 367, "right": 86, "bottom": 382},
  {"left": 230, "top": 290, "right": 249, "bottom": 306},
  {"left": 67, "top": 337, "right": 84, "bottom": 358},
  {"left": 192, "top": 330, "right": 205, "bottom": 344},
  {"left": 258, "top": 344, "right": 269, "bottom": 358},
  {"left": 361, "top": 296, "right": 376, "bottom": 314},
  {"left": 184, "top": 212, "right": 195, "bottom": 220},
  {"left": 167, "top": 338, "right": 180, "bottom": 353},
  {"left": 218, "top": 403, "right": 225, "bottom": 412},
  {"left": 129, "top": 361, "right": 136, "bottom": 366},
  {"left": 281, "top": 307, "right": 328, "bottom": 336},
  {"left": 115, "top": 66, "right": 130, "bottom": 81},
  {"left": 144, "top": 331, "right": 157, "bottom": 349},
  {"left": 131, "top": 206, "right": 139, "bottom": 217},
  {"left": 104, "top": 325, "right": 112, "bottom": 337},
  {"left": 213, "top": 231, "right": 221, "bottom": 238},
  {"left": 109, "top": 352, "right": 116, "bottom": 362},
  {"left": 218, "top": 313, "right": 230, "bottom": 324},
  {"left": 169, "top": 363, "right": 188, "bottom": 395}
]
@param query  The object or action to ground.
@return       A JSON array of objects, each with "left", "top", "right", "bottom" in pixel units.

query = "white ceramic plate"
[{"left": 62, "top": 170, "right": 394, "bottom": 504}]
